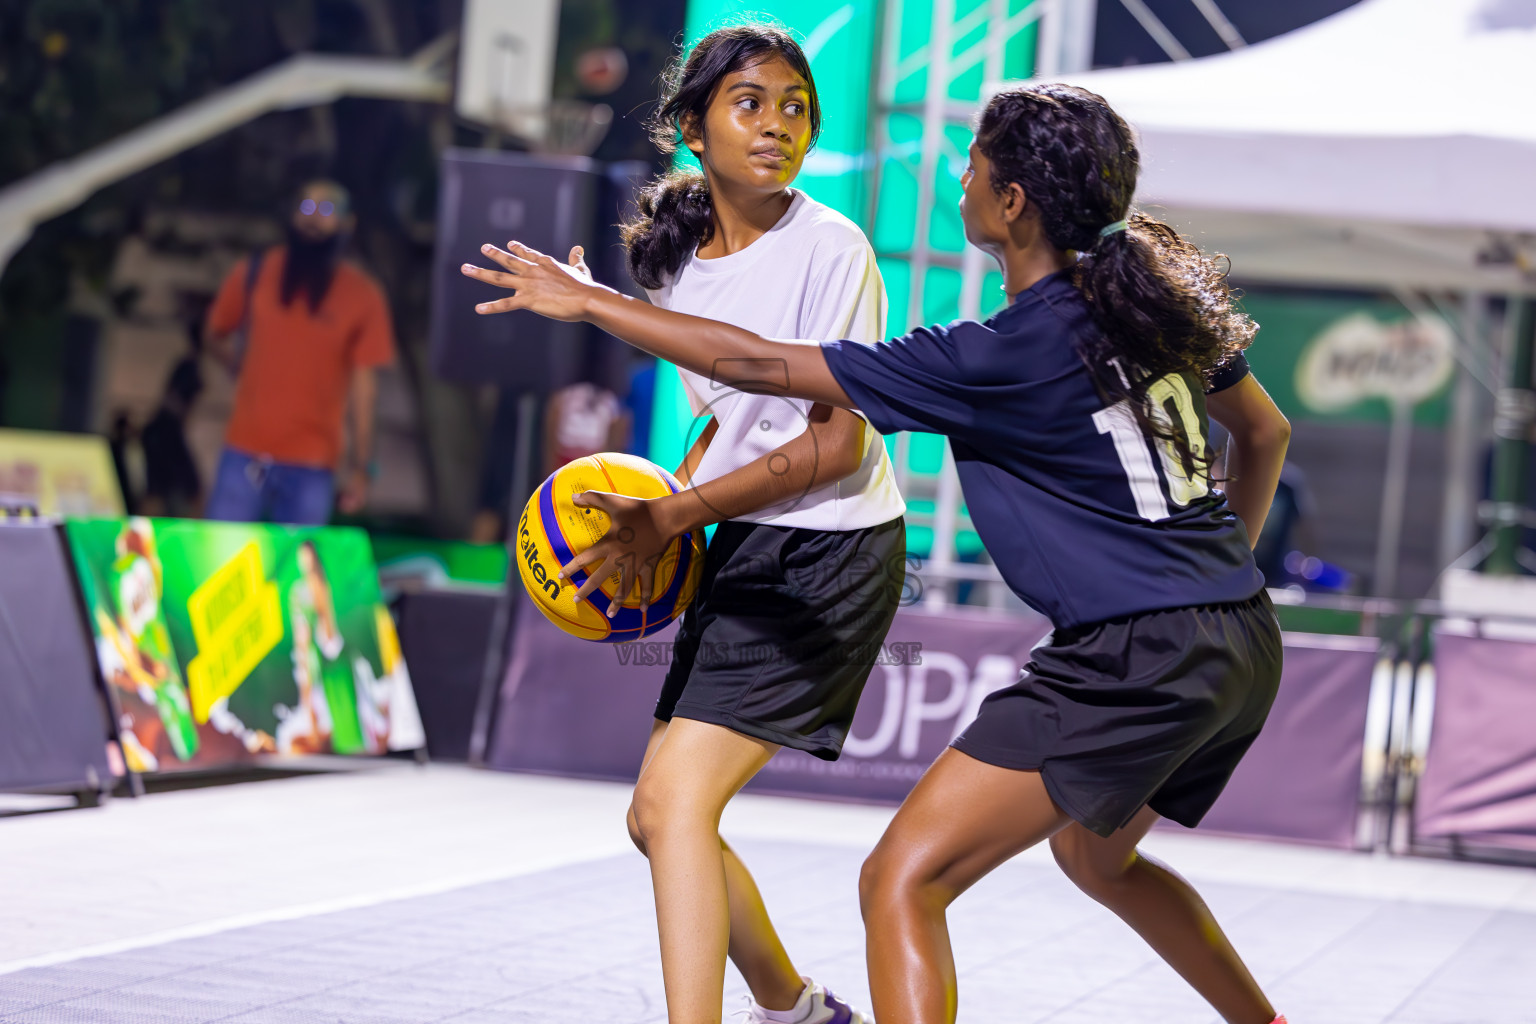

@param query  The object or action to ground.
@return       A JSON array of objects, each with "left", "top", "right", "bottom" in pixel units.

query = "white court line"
[
  {"left": 0, "top": 852, "right": 617, "bottom": 978},
  {"left": 12, "top": 825, "right": 1529, "bottom": 981},
  {"left": 9, "top": 770, "right": 1535, "bottom": 978}
]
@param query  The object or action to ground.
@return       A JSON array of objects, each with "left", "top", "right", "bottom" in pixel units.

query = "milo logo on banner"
[{"left": 1295, "top": 313, "right": 1455, "bottom": 412}]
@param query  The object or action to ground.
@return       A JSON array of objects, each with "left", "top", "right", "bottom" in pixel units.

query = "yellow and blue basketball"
[{"left": 515, "top": 452, "right": 706, "bottom": 643}]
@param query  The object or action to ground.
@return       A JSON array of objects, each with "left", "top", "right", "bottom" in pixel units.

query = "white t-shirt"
[{"left": 646, "top": 191, "right": 906, "bottom": 531}]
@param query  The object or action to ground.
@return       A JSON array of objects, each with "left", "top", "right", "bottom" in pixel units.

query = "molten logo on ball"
[{"left": 517, "top": 452, "right": 706, "bottom": 643}]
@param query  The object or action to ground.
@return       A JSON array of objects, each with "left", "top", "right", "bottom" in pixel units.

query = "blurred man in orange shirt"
[{"left": 204, "top": 180, "right": 394, "bottom": 524}]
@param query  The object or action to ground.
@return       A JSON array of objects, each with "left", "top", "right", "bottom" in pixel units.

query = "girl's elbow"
[
  {"left": 828, "top": 446, "right": 864, "bottom": 482},
  {"left": 1243, "top": 412, "right": 1290, "bottom": 451},
  {"left": 1268, "top": 412, "right": 1292, "bottom": 449},
  {"left": 813, "top": 412, "right": 870, "bottom": 482},
  {"left": 823, "top": 432, "right": 867, "bottom": 481}
]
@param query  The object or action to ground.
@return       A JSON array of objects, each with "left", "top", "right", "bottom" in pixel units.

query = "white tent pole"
[
  {"left": 1424, "top": 289, "right": 1501, "bottom": 385},
  {"left": 1188, "top": 0, "right": 1246, "bottom": 49},
  {"left": 1116, "top": 0, "right": 1191, "bottom": 61},
  {"left": 0, "top": 47, "right": 451, "bottom": 277},
  {"left": 1037, "top": 0, "right": 1098, "bottom": 77},
  {"left": 1373, "top": 396, "right": 1415, "bottom": 597},
  {"left": 1393, "top": 288, "right": 1501, "bottom": 395},
  {"left": 1438, "top": 293, "right": 1491, "bottom": 577}
]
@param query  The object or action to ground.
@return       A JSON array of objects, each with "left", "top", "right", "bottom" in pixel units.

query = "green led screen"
[
  {"left": 649, "top": 1, "right": 882, "bottom": 474},
  {"left": 651, "top": 1, "right": 1038, "bottom": 559}
]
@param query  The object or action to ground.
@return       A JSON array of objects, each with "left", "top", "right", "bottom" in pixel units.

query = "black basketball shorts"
[
  {"left": 655, "top": 516, "right": 906, "bottom": 760},
  {"left": 951, "top": 590, "right": 1283, "bottom": 837}
]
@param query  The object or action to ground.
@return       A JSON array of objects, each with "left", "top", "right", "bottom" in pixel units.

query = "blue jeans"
[{"left": 205, "top": 448, "right": 335, "bottom": 526}]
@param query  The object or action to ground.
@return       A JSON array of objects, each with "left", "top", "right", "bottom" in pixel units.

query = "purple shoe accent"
[{"left": 820, "top": 991, "right": 855, "bottom": 1024}]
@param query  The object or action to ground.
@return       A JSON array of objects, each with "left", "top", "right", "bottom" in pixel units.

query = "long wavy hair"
[
  {"left": 974, "top": 83, "right": 1256, "bottom": 472},
  {"left": 621, "top": 24, "right": 821, "bottom": 290}
]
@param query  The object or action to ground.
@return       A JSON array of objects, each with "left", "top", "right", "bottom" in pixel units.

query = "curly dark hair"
[
  {"left": 621, "top": 23, "right": 821, "bottom": 290},
  {"left": 974, "top": 83, "right": 1256, "bottom": 473}
]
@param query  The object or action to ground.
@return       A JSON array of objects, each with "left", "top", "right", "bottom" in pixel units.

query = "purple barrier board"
[
  {"left": 490, "top": 598, "right": 1378, "bottom": 847},
  {"left": 743, "top": 608, "right": 1050, "bottom": 803},
  {"left": 487, "top": 597, "right": 680, "bottom": 780},
  {"left": 1415, "top": 623, "right": 1536, "bottom": 855},
  {"left": 487, "top": 598, "right": 1050, "bottom": 792},
  {"left": 1176, "top": 634, "right": 1378, "bottom": 848}
]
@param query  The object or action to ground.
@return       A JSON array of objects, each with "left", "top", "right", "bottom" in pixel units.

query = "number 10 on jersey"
[{"left": 1093, "top": 373, "right": 1211, "bottom": 522}]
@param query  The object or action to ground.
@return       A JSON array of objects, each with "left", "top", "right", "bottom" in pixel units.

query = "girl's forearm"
[
  {"left": 1206, "top": 375, "right": 1290, "bottom": 549},
  {"left": 674, "top": 418, "right": 718, "bottom": 486},
  {"left": 656, "top": 410, "right": 863, "bottom": 535},
  {"left": 655, "top": 448, "right": 808, "bottom": 536},
  {"left": 585, "top": 289, "right": 761, "bottom": 373},
  {"left": 1223, "top": 437, "right": 1287, "bottom": 547},
  {"left": 582, "top": 289, "right": 853, "bottom": 408}
]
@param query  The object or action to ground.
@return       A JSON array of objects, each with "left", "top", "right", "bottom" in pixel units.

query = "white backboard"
[{"left": 456, "top": 0, "right": 562, "bottom": 140}]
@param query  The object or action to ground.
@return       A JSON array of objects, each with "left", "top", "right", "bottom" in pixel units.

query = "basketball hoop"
[
  {"left": 456, "top": 0, "right": 561, "bottom": 142},
  {"left": 535, "top": 100, "right": 613, "bottom": 157}
]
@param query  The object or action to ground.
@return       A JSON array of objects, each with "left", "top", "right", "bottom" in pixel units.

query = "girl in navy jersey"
[
  {"left": 465, "top": 83, "right": 1292, "bottom": 1024},
  {"left": 496, "top": 25, "right": 905, "bottom": 1024}
]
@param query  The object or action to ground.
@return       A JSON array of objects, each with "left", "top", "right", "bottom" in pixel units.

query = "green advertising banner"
[
  {"left": 1238, "top": 291, "right": 1456, "bottom": 427},
  {"left": 65, "top": 517, "right": 425, "bottom": 775},
  {"left": 370, "top": 534, "right": 509, "bottom": 588}
]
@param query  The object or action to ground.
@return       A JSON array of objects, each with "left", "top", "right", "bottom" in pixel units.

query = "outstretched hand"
[
  {"left": 556, "top": 490, "right": 681, "bottom": 617},
  {"left": 460, "top": 242, "right": 610, "bottom": 321}
]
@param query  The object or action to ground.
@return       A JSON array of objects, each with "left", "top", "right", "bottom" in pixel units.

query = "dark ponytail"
[
  {"left": 622, "top": 171, "right": 715, "bottom": 291},
  {"left": 974, "top": 83, "right": 1256, "bottom": 470},
  {"left": 622, "top": 23, "right": 821, "bottom": 290}
]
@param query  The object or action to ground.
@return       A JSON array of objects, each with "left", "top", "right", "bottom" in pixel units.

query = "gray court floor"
[
  {"left": 3, "top": 833, "right": 1534, "bottom": 1024},
  {"left": 6, "top": 768, "right": 1536, "bottom": 1023}
]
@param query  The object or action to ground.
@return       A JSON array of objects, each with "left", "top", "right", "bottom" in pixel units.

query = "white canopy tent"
[
  {"left": 967, "top": 0, "right": 1536, "bottom": 603},
  {"left": 998, "top": 0, "right": 1536, "bottom": 296}
]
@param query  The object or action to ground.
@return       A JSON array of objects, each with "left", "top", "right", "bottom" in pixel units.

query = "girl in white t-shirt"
[{"left": 559, "top": 25, "right": 905, "bottom": 1024}]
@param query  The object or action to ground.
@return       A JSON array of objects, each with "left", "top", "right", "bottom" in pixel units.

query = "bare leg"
[
  {"left": 628, "top": 719, "right": 803, "bottom": 1023},
  {"left": 628, "top": 722, "right": 803, "bottom": 1010},
  {"left": 721, "top": 837, "right": 804, "bottom": 1009},
  {"left": 858, "top": 749, "right": 1074, "bottom": 1024},
  {"left": 1049, "top": 808, "right": 1275, "bottom": 1024}
]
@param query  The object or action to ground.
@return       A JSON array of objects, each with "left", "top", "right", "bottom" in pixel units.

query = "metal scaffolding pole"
[
  {"left": 905, "top": 0, "right": 957, "bottom": 337},
  {"left": 870, "top": 0, "right": 1068, "bottom": 607}
]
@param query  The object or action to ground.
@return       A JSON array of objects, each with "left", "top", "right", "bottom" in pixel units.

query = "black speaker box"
[
  {"left": 430, "top": 150, "right": 649, "bottom": 393},
  {"left": 393, "top": 588, "right": 501, "bottom": 763}
]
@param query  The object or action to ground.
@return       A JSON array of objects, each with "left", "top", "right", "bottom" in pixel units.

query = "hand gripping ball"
[{"left": 516, "top": 452, "right": 705, "bottom": 642}]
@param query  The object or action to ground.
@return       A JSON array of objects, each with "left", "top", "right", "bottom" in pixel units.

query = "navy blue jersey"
[{"left": 822, "top": 269, "right": 1263, "bottom": 630}]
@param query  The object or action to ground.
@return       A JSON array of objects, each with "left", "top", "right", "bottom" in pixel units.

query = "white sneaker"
[{"left": 738, "top": 976, "right": 874, "bottom": 1024}]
